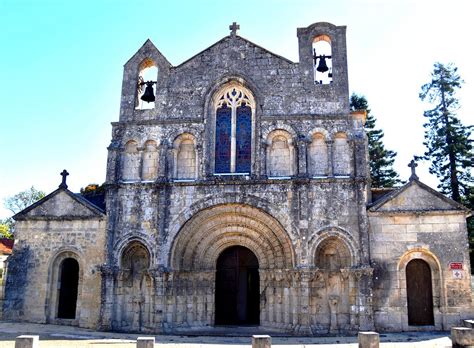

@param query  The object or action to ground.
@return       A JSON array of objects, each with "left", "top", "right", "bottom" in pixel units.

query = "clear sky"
[{"left": 0, "top": 0, "right": 473, "bottom": 218}]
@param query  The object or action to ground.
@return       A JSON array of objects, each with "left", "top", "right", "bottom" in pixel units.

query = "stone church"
[{"left": 3, "top": 22, "right": 472, "bottom": 334}]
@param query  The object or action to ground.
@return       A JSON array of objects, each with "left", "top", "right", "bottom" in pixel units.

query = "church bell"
[
  {"left": 316, "top": 55, "right": 329, "bottom": 73},
  {"left": 140, "top": 81, "right": 156, "bottom": 103}
]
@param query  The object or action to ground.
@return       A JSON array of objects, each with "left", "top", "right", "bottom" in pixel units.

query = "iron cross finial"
[
  {"left": 229, "top": 22, "right": 240, "bottom": 37},
  {"left": 408, "top": 159, "right": 418, "bottom": 181},
  {"left": 59, "top": 169, "right": 69, "bottom": 189}
]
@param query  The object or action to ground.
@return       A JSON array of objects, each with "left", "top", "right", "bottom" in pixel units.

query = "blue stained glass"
[
  {"left": 236, "top": 104, "right": 252, "bottom": 173},
  {"left": 215, "top": 105, "right": 232, "bottom": 173}
]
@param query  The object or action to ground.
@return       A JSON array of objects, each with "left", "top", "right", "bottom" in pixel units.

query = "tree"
[
  {"left": 419, "top": 63, "right": 473, "bottom": 203},
  {"left": 419, "top": 62, "right": 473, "bottom": 272},
  {"left": 4, "top": 186, "right": 46, "bottom": 215},
  {"left": 2, "top": 186, "right": 46, "bottom": 238},
  {"left": 350, "top": 93, "right": 400, "bottom": 187},
  {"left": 0, "top": 218, "right": 13, "bottom": 239}
]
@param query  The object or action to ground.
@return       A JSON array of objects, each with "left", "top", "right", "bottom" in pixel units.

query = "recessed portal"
[
  {"left": 215, "top": 246, "right": 259, "bottom": 325},
  {"left": 57, "top": 258, "right": 79, "bottom": 319},
  {"left": 406, "top": 259, "right": 434, "bottom": 326}
]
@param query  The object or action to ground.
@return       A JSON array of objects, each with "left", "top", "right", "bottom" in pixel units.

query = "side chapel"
[{"left": 3, "top": 22, "right": 472, "bottom": 334}]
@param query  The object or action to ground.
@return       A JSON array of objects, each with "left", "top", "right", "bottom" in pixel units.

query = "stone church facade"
[{"left": 3, "top": 22, "right": 472, "bottom": 334}]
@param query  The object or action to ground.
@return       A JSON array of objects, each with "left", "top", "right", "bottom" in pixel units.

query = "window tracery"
[{"left": 214, "top": 86, "right": 254, "bottom": 174}]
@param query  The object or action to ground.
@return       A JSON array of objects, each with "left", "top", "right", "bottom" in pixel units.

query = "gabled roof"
[
  {"left": 124, "top": 39, "right": 172, "bottom": 68},
  {"left": 175, "top": 34, "right": 295, "bottom": 68},
  {"left": 13, "top": 187, "right": 105, "bottom": 221},
  {"left": 369, "top": 179, "right": 470, "bottom": 214}
]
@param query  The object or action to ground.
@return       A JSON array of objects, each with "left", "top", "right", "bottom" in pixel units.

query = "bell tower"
[{"left": 297, "top": 22, "right": 349, "bottom": 106}]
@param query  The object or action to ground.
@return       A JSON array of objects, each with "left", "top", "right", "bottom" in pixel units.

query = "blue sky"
[{"left": 0, "top": 0, "right": 473, "bottom": 218}]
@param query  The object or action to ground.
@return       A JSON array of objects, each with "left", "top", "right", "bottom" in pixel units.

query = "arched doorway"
[
  {"left": 57, "top": 258, "right": 79, "bottom": 319},
  {"left": 215, "top": 246, "right": 259, "bottom": 325},
  {"left": 406, "top": 259, "right": 434, "bottom": 325}
]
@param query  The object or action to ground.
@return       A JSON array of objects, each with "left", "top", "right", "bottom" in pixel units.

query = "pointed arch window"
[{"left": 214, "top": 86, "right": 254, "bottom": 174}]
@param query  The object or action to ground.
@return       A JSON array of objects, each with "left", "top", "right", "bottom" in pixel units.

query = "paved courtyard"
[{"left": 0, "top": 321, "right": 454, "bottom": 347}]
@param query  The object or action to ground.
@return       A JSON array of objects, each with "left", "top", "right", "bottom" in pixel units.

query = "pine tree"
[
  {"left": 350, "top": 93, "right": 400, "bottom": 187},
  {"left": 420, "top": 63, "right": 474, "bottom": 271},
  {"left": 419, "top": 62, "right": 473, "bottom": 203}
]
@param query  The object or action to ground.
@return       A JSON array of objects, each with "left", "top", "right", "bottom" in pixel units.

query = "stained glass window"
[
  {"left": 236, "top": 105, "right": 251, "bottom": 173},
  {"left": 214, "top": 86, "right": 253, "bottom": 174},
  {"left": 215, "top": 104, "right": 232, "bottom": 173}
]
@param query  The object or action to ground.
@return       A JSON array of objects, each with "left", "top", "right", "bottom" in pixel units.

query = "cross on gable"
[
  {"left": 229, "top": 22, "right": 240, "bottom": 36},
  {"left": 59, "top": 169, "right": 69, "bottom": 189},
  {"left": 408, "top": 159, "right": 419, "bottom": 181}
]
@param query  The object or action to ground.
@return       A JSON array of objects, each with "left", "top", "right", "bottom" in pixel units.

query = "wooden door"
[
  {"left": 406, "top": 259, "right": 434, "bottom": 326},
  {"left": 215, "top": 246, "right": 259, "bottom": 325}
]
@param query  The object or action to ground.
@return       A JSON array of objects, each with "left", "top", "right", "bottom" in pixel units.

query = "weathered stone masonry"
[{"left": 3, "top": 22, "right": 472, "bottom": 334}]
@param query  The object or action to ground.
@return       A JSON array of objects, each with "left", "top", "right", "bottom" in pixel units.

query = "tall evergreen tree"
[
  {"left": 419, "top": 63, "right": 473, "bottom": 271},
  {"left": 350, "top": 93, "right": 400, "bottom": 187},
  {"left": 419, "top": 62, "right": 473, "bottom": 203}
]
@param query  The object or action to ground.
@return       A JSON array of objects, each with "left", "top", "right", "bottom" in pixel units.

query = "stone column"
[
  {"left": 358, "top": 331, "right": 379, "bottom": 348},
  {"left": 99, "top": 265, "right": 117, "bottom": 330},
  {"left": 252, "top": 335, "right": 271, "bottom": 348},
  {"left": 149, "top": 268, "right": 163, "bottom": 330},
  {"left": 355, "top": 268, "right": 375, "bottom": 331},
  {"left": 15, "top": 335, "right": 39, "bottom": 348},
  {"left": 297, "top": 136, "right": 309, "bottom": 177},
  {"left": 106, "top": 142, "right": 121, "bottom": 182},
  {"left": 297, "top": 271, "right": 311, "bottom": 335},
  {"left": 328, "top": 295, "right": 339, "bottom": 333},
  {"left": 326, "top": 140, "right": 334, "bottom": 177}
]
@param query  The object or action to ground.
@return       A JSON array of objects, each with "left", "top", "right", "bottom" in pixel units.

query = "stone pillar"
[
  {"left": 358, "top": 331, "right": 379, "bottom": 348},
  {"left": 252, "top": 335, "right": 271, "bottom": 348},
  {"left": 298, "top": 271, "right": 311, "bottom": 335},
  {"left": 328, "top": 295, "right": 339, "bottom": 333},
  {"left": 137, "top": 337, "right": 155, "bottom": 348},
  {"left": 15, "top": 335, "right": 39, "bottom": 348},
  {"left": 99, "top": 265, "right": 117, "bottom": 330},
  {"left": 326, "top": 140, "right": 333, "bottom": 177},
  {"left": 106, "top": 143, "right": 120, "bottom": 182},
  {"left": 451, "top": 327, "right": 474, "bottom": 348},
  {"left": 355, "top": 268, "right": 375, "bottom": 331},
  {"left": 297, "top": 136, "right": 309, "bottom": 177}
]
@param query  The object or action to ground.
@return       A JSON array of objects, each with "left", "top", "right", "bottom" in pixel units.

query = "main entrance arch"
[{"left": 215, "top": 246, "right": 259, "bottom": 325}]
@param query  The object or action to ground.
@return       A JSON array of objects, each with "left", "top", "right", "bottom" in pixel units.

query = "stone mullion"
[{"left": 230, "top": 103, "right": 237, "bottom": 172}]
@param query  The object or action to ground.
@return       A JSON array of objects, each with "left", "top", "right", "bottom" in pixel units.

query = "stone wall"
[
  {"left": 3, "top": 216, "right": 106, "bottom": 329},
  {"left": 369, "top": 212, "right": 473, "bottom": 331}
]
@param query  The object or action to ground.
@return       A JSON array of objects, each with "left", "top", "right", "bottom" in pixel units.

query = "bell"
[
  {"left": 140, "top": 81, "right": 156, "bottom": 103},
  {"left": 316, "top": 55, "right": 329, "bottom": 73}
]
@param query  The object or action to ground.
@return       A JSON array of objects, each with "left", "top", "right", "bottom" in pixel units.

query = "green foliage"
[
  {"left": 419, "top": 62, "right": 473, "bottom": 203},
  {"left": 350, "top": 93, "right": 401, "bottom": 188},
  {"left": 420, "top": 63, "right": 473, "bottom": 273},
  {"left": 4, "top": 186, "right": 46, "bottom": 215},
  {"left": 0, "top": 219, "right": 12, "bottom": 239},
  {"left": 3, "top": 186, "right": 46, "bottom": 238}
]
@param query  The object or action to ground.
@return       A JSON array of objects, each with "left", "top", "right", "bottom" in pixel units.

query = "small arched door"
[
  {"left": 215, "top": 246, "right": 259, "bottom": 325},
  {"left": 57, "top": 258, "right": 79, "bottom": 319},
  {"left": 406, "top": 259, "right": 434, "bottom": 325}
]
